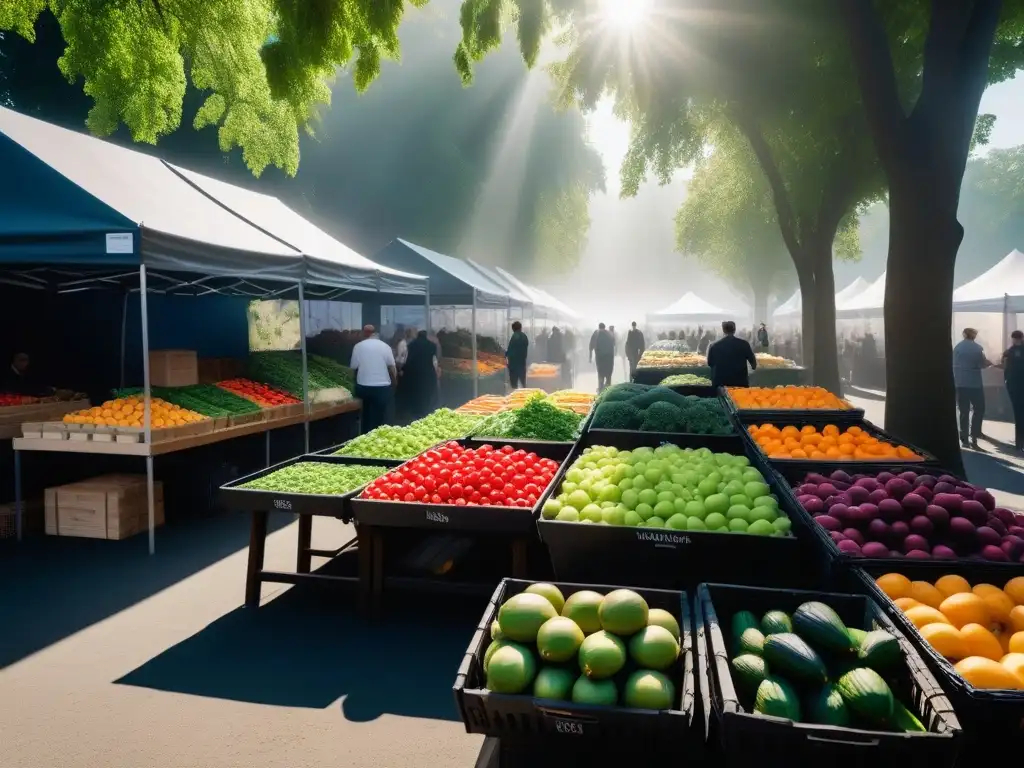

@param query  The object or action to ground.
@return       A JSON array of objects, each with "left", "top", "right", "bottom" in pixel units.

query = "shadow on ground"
[
  {"left": 963, "top": 447, "right": 1024, "bottom": 495},
  {"left": 116, "top": 569, "right": 480, "bottom": 723},
  {"left": 0, "top": 511, "right": 293, "bottom": 670}
]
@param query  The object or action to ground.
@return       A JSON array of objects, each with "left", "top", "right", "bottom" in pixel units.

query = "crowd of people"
[{"left": 953, "top": 327, "right": 1024, "bottom": 452}]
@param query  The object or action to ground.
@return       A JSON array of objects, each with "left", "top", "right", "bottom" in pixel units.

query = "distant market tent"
[
  {"left": 952, "top": 249, "right": 1024, "bottom": 312},
  {"left": 774, "top": 277, "right": 871, "bottom": 319},
  {"left": 648, "top": 291, "right": 740, "bottom": 322},
  {"left": 836, "top": 272, "right": 887, "bottom": 318}
]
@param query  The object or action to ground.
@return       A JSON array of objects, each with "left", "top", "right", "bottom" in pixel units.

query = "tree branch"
[
  {"left": 841, "top": 0, "right": 908, "bottom": 172},
  {"left": 730, "top": 108, "right": 804, "bottom": 265}
]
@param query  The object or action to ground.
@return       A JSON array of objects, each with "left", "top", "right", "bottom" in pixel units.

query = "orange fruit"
[
  {"left": 935, "top": 574, "right": 972, "bottom": 598},
  {"left": 905, "top": 605, "right": 952, "bottom": 630},
  {"left": 1005, "top": 577, "right": 1024, "bottom": 605},
  {"left": 894, "top": 597, "right": 923, "bottom": 612},
  {"left": 877, "top": 573, "right": 913, "bottom": 600},
  {"left": 919, "top": 623, "right": 968, "bottom": 660},
  {"left": 961, "top": 623, "right": 1004, "bottom": 661},
  {"left": 909, "top": 581, "right": 945, "bottom": 609},
  {"left": 973, "top": 584, "right": 1016, "bottom": 626},
  {"left": 1002, "top": 653, "right": 1024, "bottom": 685},
  {"left": 955, "top": 656, "right": 1024, "bottom": 689},
  {"left": 1009, "top": 606, "right": 1024, "bottom": 634},
  {"left": 939, "top": 592, "right": 990, "bottom": 628},
  {"left": 1010, "top": 632, "right": 1024, "bottom": 654}
]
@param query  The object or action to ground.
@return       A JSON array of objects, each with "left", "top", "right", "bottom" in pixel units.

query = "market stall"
[
  {"left": 0, "top": 106, "right": 427, "bottom": 554},
  {"left": 372, "top": 239, "right": 517, "bottom": 402},
  {"left": 773, "top": 276, "right": 871, "bottom": 327}
]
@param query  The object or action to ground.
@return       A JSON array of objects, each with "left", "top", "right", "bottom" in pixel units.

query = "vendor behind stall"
[
  {"left": 403, "top": 330, "right": 441, "bottom": 420},
  {"left": 3, "top": 353, "right": 54, "bottom": 397}
]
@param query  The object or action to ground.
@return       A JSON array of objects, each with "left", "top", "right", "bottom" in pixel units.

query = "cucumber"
[
  {"left": 761, "top": 610, "right": 793, "bottom": 635},
  {"left": 755, "top": 676, "right": 801, "bottom": 721},
  {"left": 737, "top": 627, "right": 766, "bottom": 656},
  {"left": 762, "top": 632, "right": 828, "bottom": 684},
  {"left": 793, "top": 601, "right": 855, "bottom": 654},
  {"left": 836, "top": 667, "right": 895, "bottom": 725},
  {"left": 857, "top": 630, "right": 902, "bottom": 671},
  {"left": 732, "top": 610, "right": 760, "bottom": 641},
  {"left": 731, "top": 654, "right": 769, "bottom": 693},
  {"left": 847, "top": 627, "right": 868, "bottom": 648},
  {"left": 891, "top": 700, "right": 926, "bottom": 733},
  {"left": 810, "top": 682, "right": 851, "bottom": 727}
]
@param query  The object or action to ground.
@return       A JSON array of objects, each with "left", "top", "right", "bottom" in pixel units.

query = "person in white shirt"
[{"left": 349, "top": 325, "right": 397, "bottom": 433}]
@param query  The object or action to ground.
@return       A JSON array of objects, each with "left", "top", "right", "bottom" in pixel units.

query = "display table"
[{"left": 10, "top": 400, "right": 362, "bottom": 550}]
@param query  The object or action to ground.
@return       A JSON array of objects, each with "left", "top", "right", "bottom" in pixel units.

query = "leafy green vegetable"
[
  {"left": 246, "top": 351, "right": 354, "bottom": 396},
  {"left": 593, "top": 383, "right": 734, "bottom": 435},
  {"left": 115, "top": 384, "right": 260, "bottom": 417},
  {"left": 472, "top": 397, "right": 582, "bottom": 441},
  {"left": 660, "top": 374, "right": 712, "bottom": 386},
  {"left": 334, "top": 409, "right": 481, "bottom": 460},
  {"left": 241, "top": 462, "right": 387, "bottom": 495}
]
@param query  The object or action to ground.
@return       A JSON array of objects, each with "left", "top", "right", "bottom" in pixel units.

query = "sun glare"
[{"left": 599, "top": 0, "right": 653, "bottom": 29}]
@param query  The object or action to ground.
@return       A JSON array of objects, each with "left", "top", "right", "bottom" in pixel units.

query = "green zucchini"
[
  {"left": 809, "top": 682, "right": 851, "bottom": 727},
  {"left": 761, "top": 610, "right": 793, "bottom": 635},
  {"left": 891, "top": 700, "right": 926, "bottom": 733},
  {"left": 731, "top": 654, "right": 769, "bottom": 693},
  {"left": 847, "top": 627, "right": 868, "bottom": 648},
  {"left": 762, "top": 632, "right": 828, "bottom": 684},
  {"left": 793, "top": 601, "right": 855, "bottom": 654},
  {"left": 857, "top": 630, "right": 902, "bottom": 671},
  {"left": 737, "top": 627, "right": 766, "bottom": 656},
  {"left": 755, "top": 676, "right": 801, "bottom": 721},
  {"left": 732, "top": 611, "right": 760, "bottom": 641},
  {"left": 836, "top": 667, "right": 894, "bottom": 725}
]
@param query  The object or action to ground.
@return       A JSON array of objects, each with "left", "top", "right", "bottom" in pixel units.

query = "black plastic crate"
[
  {"left": 723, "top": 388, "right": 865, "bottom": 425},
  {"left": 771, "top": 462, "right": 1024, "bottom": 585},
  {"left": 218, "top": 454, "right": 396, "bottom": 520},
  {"left": 632, "top": 366, "right": 710, "bottom": 386},
  {"left": 739, "top": 415, "right": 939, "bottom": 471},
  {"left": 850, "top": 564, "right": 1024, "bottom": 749},
  {"left": 452, "top": 578, "right": 697, "bottom": 744},
  {"left": 348, "top": 439, "right": 573, "bottom": 533},
  {"left": 534, "top": 432, "right": 820, "bottom": 590},
  {"left": 697, "top": 582, "right": 962, "bottom": 767}
]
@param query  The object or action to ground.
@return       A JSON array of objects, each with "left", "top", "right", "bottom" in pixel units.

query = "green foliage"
[
  {"left": 2, "top": 0, "right": 427, "bottom": 176},
  {"left": 534, "top": 182, "right": 592, "bottom": 274},
  {"left": 472, "top": 395, "right": 583, "bottom": 440}
]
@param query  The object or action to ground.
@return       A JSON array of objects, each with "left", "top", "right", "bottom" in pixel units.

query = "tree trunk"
[
  {"left": 810, "top": 251, "right": 842, "bottom": 395},
  {"left": 883, "top": 178, "right": 964, "bottom": 474},
  {"left": 796, "top": 265, "right": 815, "bottom": 372},
  {"left": 753, "top": 289, "right": 768, "bottom": 328}
]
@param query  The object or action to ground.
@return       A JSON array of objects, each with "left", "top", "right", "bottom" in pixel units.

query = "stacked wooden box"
[{"left": 45, "top": 474, "right": 165, "bottom": 540}]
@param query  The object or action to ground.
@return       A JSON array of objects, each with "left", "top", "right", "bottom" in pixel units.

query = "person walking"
[
  {"left": 1002, "top": 330, "right": 1024, "bottom": 451},
  {"left": 506, "top": 320, "right": 529, "bottom": 390},
  {"left": 590, "top": 323, "right": 615, "bottom": 392},
  {"left": 757, "top": 323, "right": 770, "bottom": 351},
  {"left": 350, "top": 325, "right": 397, "bottom": 433},
  {"left": 707, "top": 320, "right": 757, "bottom": 389},
  {"left": 953, "top": 327, "right": 991, "bottom": 450},
  {"left": 625, "top": 321, "right": 646, "bottom": 381},
  {"left": 403, "top": 330, "right": 441, "bottom": 420}
]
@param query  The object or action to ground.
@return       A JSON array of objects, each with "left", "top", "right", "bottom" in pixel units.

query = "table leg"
[
  {"left": 296, "top": 515, "right": 312, "bottom": 573},
  {"left": 357, "top": 524, "right": 373, "bottom": 614},
  {"left": 371, "top": 526, "right": 384, "bottom": 617},
  {"left": 511, "top": 538, "right": 528, "bottom": 578},
  {"left": 13, "top": 449, "right": 22, "bottom": 542},
  {"left": 265, "top": 430, "right": 271, "bottom": 467},
  {"left": 145, "top": 455, "right": 156, "bottom": 555},
  {"left": 245, "top": 510, "right": 269, "bottom": 607}
]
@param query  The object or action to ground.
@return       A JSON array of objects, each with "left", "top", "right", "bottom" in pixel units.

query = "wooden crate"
[
  {"left": 228, "top": 411, "right": 264, "bottom": 428},
  {"left": 0, "top": 499, "right": 44, "bottom": 539},
  {"left": 197, "top": 357, "right": 244, "bottom": 385},
  {"left": 114, "top": 419, "right": 215, "bottom": 444},
  {"left": 263, "top": 403, "right": 305, "bottom": 422},
  {"left": 149, "top": 349, "right": 198, "bottom": 387},
  {"left": 45, "top": 476, "right": 165, "bottom": 540}
]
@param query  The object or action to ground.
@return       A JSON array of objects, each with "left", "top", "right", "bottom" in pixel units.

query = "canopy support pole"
[
  {"left": 425, "top": 277, "right": 431, "bottom": 333},
  {"left": 299, "top": 282, "right": 310, "bottom": 454},
  {"left": 140, "top": 264, "right": 155, "bottom": 556},
  {"left": 119, "top": 291, "right": 129, "bottom": 389},
  {"left": 472, "top": 289, "right": 479, "bottom": 399}
]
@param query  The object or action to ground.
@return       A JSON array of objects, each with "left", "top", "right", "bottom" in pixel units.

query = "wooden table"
[{"left": 10, "top": 400, "right": 362, "bottom": 550}]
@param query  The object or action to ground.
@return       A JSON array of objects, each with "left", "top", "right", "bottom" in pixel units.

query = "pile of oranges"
[
  {"left": 62, "top": 396, "right": 206, "bottom": 429},
  {"left": 748, "top": 423, "right": 923, "bottom": 460},
  {"left": 877, "top": 573, "right": 1024, "bottom": 689},
  {"left": 728, "top": 385, "right": 853, "bottom": 410}
]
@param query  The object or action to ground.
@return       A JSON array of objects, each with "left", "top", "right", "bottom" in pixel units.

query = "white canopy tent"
[
  {"left": 774, "top": 277, "right": 872, "bottom": 320},
  {"left": 836, "top": 272, "right": 886, "bottom": 318},
  {"left": 649, "top": 291, "right": 740, "bottom": 322},
  {"left": 952, "top": 249, "right": 1024, "bottom": 313}
]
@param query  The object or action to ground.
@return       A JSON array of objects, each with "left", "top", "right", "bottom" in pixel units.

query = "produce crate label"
[
  {"left": 272, "top": 498, "right": 294, "bottom": 511},
  {"left": 425, "top": 509, "right": 450, "bottom": 524},
  {"left": 552, "top": 718, "right": 585, "bottom": 735},
  {"left": 635, "top": 530, "right": 691, "bottom": 547}
]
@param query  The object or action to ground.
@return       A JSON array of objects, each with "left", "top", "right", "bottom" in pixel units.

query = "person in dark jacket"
[
  {"left": 506, "top": 321, "right": 530, "bottom": 389},
  {"left": 590, "top": 323, "right": 616, "bottom": 392},
  {"left": 2, "top": 353, "right": 52, "bottom": 397},
  {"left": 1002, "top": 330, "right": 1024, "bottom": 450},
  {"left": 757, "top": 323, "right": 770, "bottom": 350},
  {"left": 707, "top": 321, "right": 757, "bottom": 389},
  {"left": 403, "top": 330, "right": 440, "bottom": 419},
  {"left": 625, "top": 321, "right": 646, "bottom": 380}
]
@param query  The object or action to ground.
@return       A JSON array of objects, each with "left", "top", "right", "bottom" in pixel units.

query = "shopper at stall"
[
  {"left": 953, "top": 327, "right": 990, "bottom": 450},
  {"left": 625, "top": 321, "right": 646, "bottom": 380},
  {"left": 349, "top": 325, "right": 397, "bottom": 433},
  {"left": 590, "top": 323, "right": 615, "bottom": 392},
  {"left": 3, "top": 353, "right": 53, "bottom": 397},
  {"left": 1002, "top": 330, "right": 1024, "bottom": 451},
  {"left": 403, "top": 330, "right": 440, "bottom": 420},
  {"left": 707, "top": 321, "right": 757, "bottom": 389},
  {"left": 506, "top": 321, "right": 529, "bottom": 389}
]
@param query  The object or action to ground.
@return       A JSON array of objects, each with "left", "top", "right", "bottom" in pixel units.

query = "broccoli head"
[
  {"left": 676, "top": 397, "right": 734, "bottom": 435},
  {"left": 630, "top": 386, "right": 689, "bottom": 410},
  {"left": 640, "top": 401, "right": 684, "bottom": 432},
  {"left": 593, "top": 401, "right": 644, "bottom": 430},
  {"left": 601, "top": 383, "right": 651, "bottom": 404}
]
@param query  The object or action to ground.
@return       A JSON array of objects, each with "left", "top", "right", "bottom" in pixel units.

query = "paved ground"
[{"left": 3, "top": 374, "right": 1023, "bottom": 768}]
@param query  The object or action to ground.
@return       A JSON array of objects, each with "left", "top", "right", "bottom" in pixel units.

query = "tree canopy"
[{"left": 1, "top": 0, "right": 430, "bottom": 176}]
